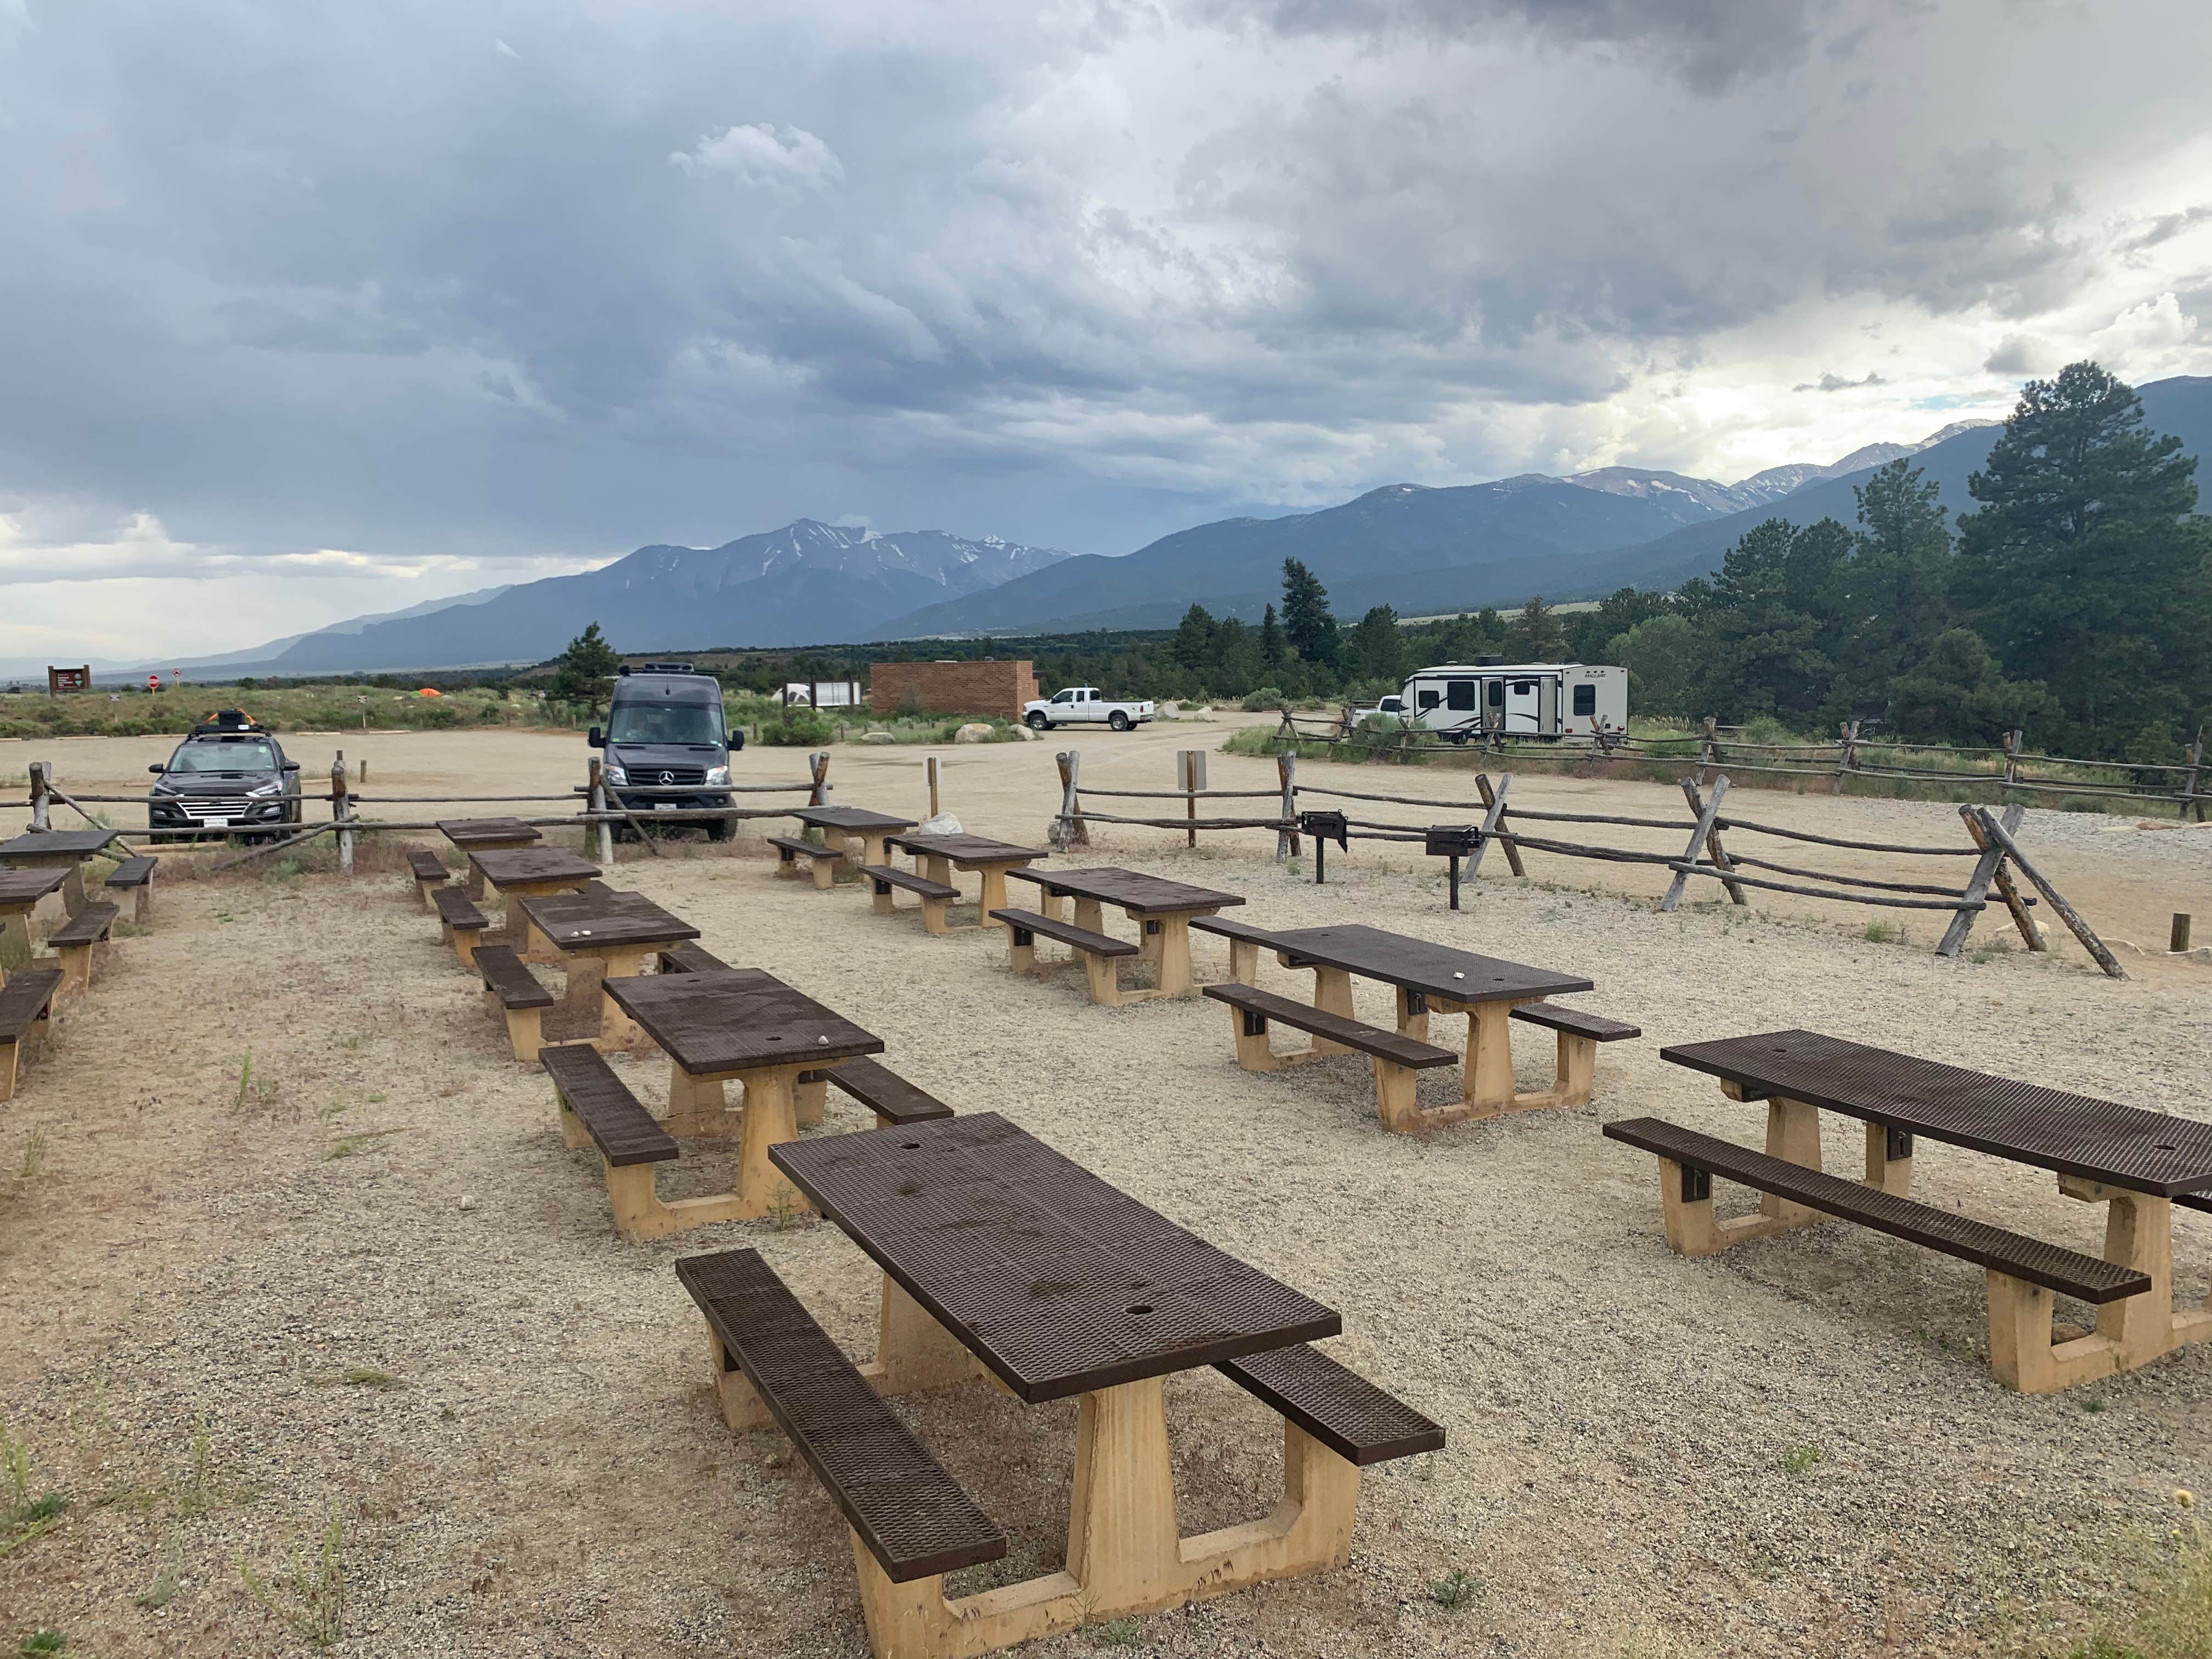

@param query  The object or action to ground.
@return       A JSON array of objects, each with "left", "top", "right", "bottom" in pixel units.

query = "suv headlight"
[
  {"left": 603, "top": 764, "right": 628, "bottom": 786},
  {"left": 704, "top": 765, "right": 730, "bottom": 786},
  {"left": 249, "top": 779, "right": 283, "bottom": 797}
]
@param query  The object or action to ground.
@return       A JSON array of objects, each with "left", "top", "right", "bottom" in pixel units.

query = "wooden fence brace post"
[
  {"left": 1055, "top": 751, "right": 1089, "bottom": 847},
  {"left": 2182, "top": 727, "right": 2204, "bottom": 823},
  {"left": 1833, "top": 721, "right": 1857, "bottom": 795},
  {"left": 1276, "top": 752, "right": 1299, "bottom": 859},
  {"left": 588, "top": 758, "right": 614, "bottom": 865},
  {"left": 332, "top": 752, "right": 353, "bottom": 875},
  {"left": 1698, "top": 718, "right": 1719, "bottom": 787},
  {"left": 808, "top": 752, "right": 831, "bottom": 807},
  {"left": 1970, "top": 807, "right": 2125, "bottom": 979},
  {"left": 1955, "top": 805, "right": 2039, "bottom": 951},
  {"left": 1661, "top": 774, "right": 1732, "bottom": 912},
  {"left": 1937, "top": 803, "right": 2027, "bottom": 956},
  {"left": 1179, "top": 750, "right": 1206, "bottom": 848},
  {"left": 1680, "top": 778, "right": 1747, "bottom": 906},
  {"left": 926, "top": 755, "right": 941, "bottom": 820},
  {"left": 27, "top": 761, "right": 51, "bottom": 832},
  {"left": 2002, "top": 730, "right": 2022, "bottom": 791},
  {"left": 1472, "top": 772, "right": 1525, "bottom": 877}
]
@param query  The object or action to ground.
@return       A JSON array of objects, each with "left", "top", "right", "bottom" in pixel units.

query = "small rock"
[
  {"left": 459, "top": 1195, "right": 477, "bottom": 1211},
  {"left": 1012, "top": 725, "right": 1037, "bottom": 741},
  {"left": 917, "top": 811, "right": 963, "bottom": 836}
]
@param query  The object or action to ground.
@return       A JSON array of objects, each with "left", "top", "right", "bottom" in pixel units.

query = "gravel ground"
[{"left": 2, "top": 724, "right": 2209, "bottom": 1658}]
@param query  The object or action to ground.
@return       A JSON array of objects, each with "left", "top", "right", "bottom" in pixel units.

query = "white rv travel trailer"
[{"left": 1389, "top": 661, "right": 1627, "bottom": 740}]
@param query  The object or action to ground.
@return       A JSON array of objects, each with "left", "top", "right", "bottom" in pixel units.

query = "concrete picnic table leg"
[
  {"left": 977, "top": 863, "right": 1014, "bottom": 928},
  {"left": 58, "top": 861, "right": 89, "bottom": 918},
  {"left": 2055, "top": 1178, "right": 2210, "bottom": 1368},
  {"left": 1460, "top": 998, "right": 1516, "bottom": 1110},
  {"left": 587, "top": 947, "right": 652, "bottom": 1051},
  {"left": 862, "top": 1274, "right": 984, "bottom": 1396},
  {"left": 1039, "top": 888, "right": 1067, "bottom": 922},
  {"left": 1074, "top": 896, "right": 1106, "bottom": 935},
  {"left": 733, "top": 1062, "right": 812, "bottom": 1220},
  {"left": 1395, "top": 986, "right": 1430, "bottom": 1042},
  {"left": 1151, "top": 913, "right": 1197, "bottom": 998},
  {"left": 924, "top": 854, "right": 954, "bottom": 893},
  {"left": 856, "top": 831, "right": 890, "bottom": 871},
  {"left": 795, "top": 1068, "right": 827, "bottom": 1127},
  {"left": 1306, "top": 966, "right": 1355, "bottom": 1057},
  {"left": 1066, "top": 1376, "right": 1186, "bottom": 1612},
  {"left": 665, "top": 1060, "right": 737, "bottom": 1139},
  {"left": 0, "top": 911, "right": 31, "bottom": 975}
]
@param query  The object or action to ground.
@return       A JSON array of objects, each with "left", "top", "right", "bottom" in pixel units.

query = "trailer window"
[
  {"left": 1572, "top": 684, "right": 1596, "bottom": 717},
  {"left": 1417, "top": 688, "right": 1441, "bottom": 711},
  {"left": 1446, "top": 680, "right": 1476, "bottom": 711},
  {"left": 1486, "top": 680, "right": 1503, "bottom": 708}
]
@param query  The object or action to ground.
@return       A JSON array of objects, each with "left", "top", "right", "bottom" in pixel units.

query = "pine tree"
[
  {"left": 1172, "top": 603, "right": 1218, "bottom": 675},
  {"left": 1344, "top": 605, "right": 1404, "bottom": 687},
  {"left": 1954, "top": 361, "right": 2210, "bottom": 750},
  {"left": 1510, "top": 596, "right": 1568, "bottom": 660},
  {"left": 552, "top": 622, "right": 621, "bottom": 710},
  {"left": 1830, "top": 459, "right": 1953, "bottom": 715},
  {"left": 1279, "top": 560, "right": 1338, "bottom": 666},
  {"left": 1260, "top": 603, "right": 1286, "bottom": 673}
]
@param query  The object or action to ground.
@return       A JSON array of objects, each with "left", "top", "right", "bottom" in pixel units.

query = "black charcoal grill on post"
[
  {"left": 1298, "top": 811, "right": 1349, "bottom": 883},
  {"left": 1425, "top": 825, "right": 1482, "bottom": 911}
]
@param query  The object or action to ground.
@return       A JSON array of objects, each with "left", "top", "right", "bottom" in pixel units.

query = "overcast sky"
[{"left": 4, "top": 0, "right": 2211, "bottom": 662}]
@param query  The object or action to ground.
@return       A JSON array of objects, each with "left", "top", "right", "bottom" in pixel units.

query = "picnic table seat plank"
[
  {"left": 1510, "top": 1002, "right": 1640, "bottom": 1042},
  {"left": 825, "top": 1056, "right": 956, "bottom": 1125},
  {"left": 0, "top": 967, "right": 64, "bottom": 1102},
  {"left": 473, "top": 944, "right": 556, "bottom": 1061},
  {"left": 1204, "top": 981, "right": 1457, "bottom": 1132},
  {"left": 992, "top": 907, "right": 1141, "bottom": 1007},
  {"left": 46, "top": 900, "right": 119, "bottom": 994},
  {"left": 862, "top": 864, "right": 960, "bottom": 935},
  {"left": 658, "top": 941, "right": 733, "bottom": 975},
  {"left": 404, "top": 848, "right": 450, "bottom": 913},
  {"left": 1215, "top": 1344, "right": 1446, "bottom": 1466},
  {"left": 104, "top": 855, "right": 157, "bottom": 924},
  {"left": 431, "top": 884, "right": 490, "bottom": 966},
  {"left": 1605, "top": 1114, "right": 2161, "bottom": 1394},
  {"left": 768, "top": 834, "right": 846, "bottom": 890},
  {"left": 676, "top": 1248, "right": 1008, "bottom": 1583}
]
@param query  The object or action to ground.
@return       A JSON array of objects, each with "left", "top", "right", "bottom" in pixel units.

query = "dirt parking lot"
[{"left": 2, "top": 720, "right": 2209, "bottom": 1657}]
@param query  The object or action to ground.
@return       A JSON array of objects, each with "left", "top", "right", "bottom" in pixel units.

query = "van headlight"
[
  {"left": 603, "top": 764, "right": 628, "bottom": 786},
  {"left": 705, "top": 765, "right": 730, "bottom": 786}
]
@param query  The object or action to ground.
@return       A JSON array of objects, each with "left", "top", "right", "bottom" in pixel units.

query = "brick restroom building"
[{"left": 867, "top": 659, "right": 1041, "bottom": 720}]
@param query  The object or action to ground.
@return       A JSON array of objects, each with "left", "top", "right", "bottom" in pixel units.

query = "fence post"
[
  {"left": 1661, "top": 775, "right": 1734, "bottom": 912},
  {"left": 332, "top": 753, "right": 354, "bottom": 874},
  {"left": 1179, "top": 751, "right": 1206, "bottom": 848},
  {"left": 27, "top": 761, "right": 50, "bottom": 832},
  {"left": 1970, "top": 807, "right": 2126, "bottom": 979},
  {"left": 1698, "top": 718, "right": 1719, "bottom": 787},
  {"left": 1833, "top": 721, "right": 1858, "bottom": 795},
  {"left": 1679, "top": 778, "right": 1747, "bottom": 905},
  {"left": 2182, "top": 727, "right": 2204, "bottom": 822},
  {"left": 1056, "top": 750, "right": 1089, "bottom": 847},
  {"left": 1472, "top": 773, "right": 1525, "bottom": 877},
  {"left": 808, "top": 752, "right": 831, "bottom": 806},
  {"left": 588, "top": 758, "right": 614, "bottom": 865},
  {"left": 1938, "top": 804, "right": 2028, "bottom": 957},
  {"left": 1276, "top": 752, "right": 1298, "bottom": 859},
  {"left": 2001, "top": 730, "right": 2022, "bottom": 791}
]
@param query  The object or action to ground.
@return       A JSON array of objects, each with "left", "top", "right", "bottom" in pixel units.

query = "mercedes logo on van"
[{"left": 657, "top": 770, "right": 675, "bottom": 785}]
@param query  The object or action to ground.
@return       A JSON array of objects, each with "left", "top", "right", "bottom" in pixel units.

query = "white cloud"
[{"left": 670, "top": 123, "right": 845, "bottom": 195}]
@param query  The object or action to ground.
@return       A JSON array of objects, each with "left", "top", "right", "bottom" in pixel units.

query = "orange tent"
[{"left": 416, "top": 687, "right": 443, "bottom": 697}]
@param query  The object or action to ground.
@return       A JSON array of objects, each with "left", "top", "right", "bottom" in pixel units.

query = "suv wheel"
[{"left": 1107, "top": 710, "right": 1130, "bottom": 731}]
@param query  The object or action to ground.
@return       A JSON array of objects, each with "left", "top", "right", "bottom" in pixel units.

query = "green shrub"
[{"left": 1240, "top": 687, "right": 1285, "bottom": 712}]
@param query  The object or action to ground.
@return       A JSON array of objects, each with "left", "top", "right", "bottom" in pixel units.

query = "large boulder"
[
  {"left": 952, "top": 723, "right": 995, "bottom": 744},
  {"left": 860, "top": 730, "right": 898, "bottom": 745},
  {"left": 917, "top": 811, "right": 963, "bottom": 836}
]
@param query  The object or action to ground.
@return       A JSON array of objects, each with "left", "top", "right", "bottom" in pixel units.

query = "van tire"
[
  {"left": 706, "top": 817, "right": 735, "bottom": 843},
  {"left": 1107, "top": 711, "right": 1130, "bottom": 731}
]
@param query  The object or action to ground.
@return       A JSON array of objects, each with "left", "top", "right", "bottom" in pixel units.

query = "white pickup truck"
[{"left": 1022, "top": 687, "right": 1157, "bottom": 731}]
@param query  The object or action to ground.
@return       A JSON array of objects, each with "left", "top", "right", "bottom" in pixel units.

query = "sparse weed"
[
  {"left": 0, "top": 1417, "right": 68, "bottom": 1559},
  {"left": 173, "top": 1414, "right": 255, "bottom": 1516},
  {"left": 18, "top": 1631, "right": 67, "bottom": 1656},
  {"left": 324, "top": 1126, "right": 413, "bottom": 1160},
  {"left": 1429, "top": 1567, "right": 1484, "bottom": 1610},
  {"left": 2080, "top": 1393, "right": 2108, "bottom": 1414},
  {"left": 240, "top": 1513, "right": 346, "bottom": 1647},
  {"left": 309, "top": 1367, "right": 407, "bottom": 1392},
  {"left": 1087, "top": 1617, "right": 1144, "bottom": 1647},
  {"left": 1862, "top": 920, "right": 1901, "bottom": 944},
  {"left": 16, "top": 1129, "right": 47, "bottom": 1182},
  {"left": 1781, "top": 1443, "right": 1822, "bottom": 1475}
]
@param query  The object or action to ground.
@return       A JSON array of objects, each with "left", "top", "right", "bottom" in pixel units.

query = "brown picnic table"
[
  {"left": 792, "top": 805, "right": 918, "bottom": 872},
  {"left": 438, "top": 817, "right": 543, "bottom": 896},
  {"left": 603, "top": 967, "right": 882, "bottom": 1217},
  {"left": 469, "top": 847, "right": 601, "bottom": 956},
  {"left": 0, "top": 867, "right": 71, "bottom": 977},
  {"left": 516, "top": 888, "right": 698, "bottom": 1047},
  {"left": 883, "top": 832, "right": 1048, "bottom": 930},
  {"left": 1637, "top": 1029, "right": 2212, "bottom": 1391},
  {"left": 1212, "top": 922, "right": 1598, "bottom": 1130},
  {"left": 0, "top": 829, "right": 121, "bottom": 918},
  {"left": 732, "top": 1110, "right": 1442, "bottom": 1656},
  {"left": 1004, "top": 866, "right": 1242, "bottom": 1001}
]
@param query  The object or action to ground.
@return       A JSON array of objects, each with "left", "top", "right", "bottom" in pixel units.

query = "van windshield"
[{"left": 607, "top": 701, "right": 724, "bottom": 746}]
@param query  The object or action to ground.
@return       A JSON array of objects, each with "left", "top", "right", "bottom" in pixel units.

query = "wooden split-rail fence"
[{"left": 1049, "top": 748, "right": 2129, "bottom": 978}]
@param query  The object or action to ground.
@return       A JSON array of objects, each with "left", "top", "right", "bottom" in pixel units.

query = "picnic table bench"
[
  {"left": 819, "top": 1055, "right": 955, "bottom": 1125},
  {"left": 859, "top": 864, "right": 963, "bottom": 933},
  {"left": 44, "top": 902, "right": 119, "bottom": 996},
  {"left": 473, "top": 944, "right": 558, "bottom": 1061},
  {"left": 0, "top": 967, "right": 63, "bottom": 1102},
  {"left": 403, "top": 848, "right": 452, "bottom": 911},
  {"left": 517, "top": 888, "right": 698, "bottom": 1050},
  {"left": 1194, "top": 921, "right": 1626, "bottom": 1132},
  {"left": 1001, "top": 867, "right": 1243, "bottom": 1002},
  {"left": 437, "top": 817, "right": 541, "bottom": 897},
  {"left": 679, "top": 1111, "right": 1440, "bottom": 1659},
  {"left": 602, "top": 968, "right": 882, "bottom": 1222},
  {"left": 431, "top": 884, "right": 490, "bottom": 967},
  {"left": 0, "top": 829, "right": 121, "bottom": 918},
  {"left": 881, "top": 833, "right": 1048, "bottom": 933},
  {"left": 0, "top": 868, "right": 71, "bottom": 976},
  {"left": 541, "top": 1044, "right": 696, "bottom": 1240},
  {"left": 104, "top": 855, "right": 157, "bottom": 924},
  {"left": 768, "top": 836, "right": 849, "bottom": 890},
  {"left": 1610, "top": 1029, "right": 2212, "bottom": 1392},
  {"left": 657, "top": 941, "right": 733, "bottom": 975}
]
